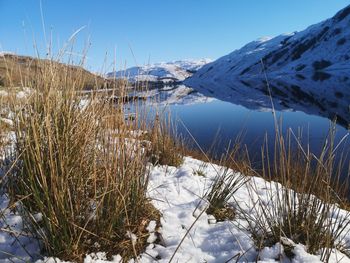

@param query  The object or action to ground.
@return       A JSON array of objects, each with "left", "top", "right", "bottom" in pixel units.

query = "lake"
[{"left": 136, "top": 73, "right": 350, "bottom": 173}]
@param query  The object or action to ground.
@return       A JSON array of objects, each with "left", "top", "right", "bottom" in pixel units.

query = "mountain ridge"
[
  {"left": 185, "top": 4, "right": 350, "bottom": 86},
  {"left": 106, "top": 59, "right": 211, "bottom": 82}
]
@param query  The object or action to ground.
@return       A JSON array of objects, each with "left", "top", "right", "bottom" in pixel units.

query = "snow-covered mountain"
[
  {"left": 106, "top": 59, "right": 211, "bottom": 82},
  {"left": 185, "top": 5, "right": 350, "bottom": 86},
  {"left": 0, "top": 51, "right": 14, "bottom": 56}
]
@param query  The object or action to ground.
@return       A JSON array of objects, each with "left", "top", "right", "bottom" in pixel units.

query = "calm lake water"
[
  {"left": 139, "top": 73, "right": 350, "bottom": 173},
  {"left": 168, "top": 97, "right": 349, "bottom": 161}
]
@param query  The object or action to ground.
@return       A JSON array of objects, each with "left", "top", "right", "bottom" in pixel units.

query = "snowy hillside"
[
  {"left": 185, "top": 5, "right": 350, "bottom": 85},
  {"left": 107, "top": 59, "right": 211, "bottom": 82}
]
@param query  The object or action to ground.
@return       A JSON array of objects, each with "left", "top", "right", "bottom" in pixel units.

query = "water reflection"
[
  {"left": 134, "top": 74, "right": 349, "bottom": 175},
  {"left": 188, "top": 73, "right": 350, "bottom": 129}
]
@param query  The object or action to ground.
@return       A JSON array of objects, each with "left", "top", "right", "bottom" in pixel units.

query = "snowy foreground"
[{"left": 1, "top": 157, "right": 350, "bottom": 262}]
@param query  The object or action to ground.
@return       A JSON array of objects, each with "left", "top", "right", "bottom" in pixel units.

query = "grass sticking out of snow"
[
  {"left": 3, "top": 54, "right": 164, "bottom": 262},
  {"left": 205, "top": 164, "right": 247, "bottom": 222},
  {"left": 239, "top": 125, "right": 350, "bottom": 261}
]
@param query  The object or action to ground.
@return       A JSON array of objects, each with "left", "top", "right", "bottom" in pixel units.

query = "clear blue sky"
[{"left": 1, "top": 0, "right": 350, "bottom": 72}]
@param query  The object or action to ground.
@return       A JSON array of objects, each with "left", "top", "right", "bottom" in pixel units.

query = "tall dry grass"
[
  {"left": 234, "top": 66, "right": 350, "bottom": 260},
  {"left": 147, "top": 112, "right": 184, "bottom": 167},
  {"left": 4, "top": 56, "right": 160, "bottom": 261},
  {"left": 239, "top": 124, "right": 350, "bottom": 261}
]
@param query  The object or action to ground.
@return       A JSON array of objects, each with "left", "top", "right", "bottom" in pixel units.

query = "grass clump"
[
  {"left": 180, "top": 128, "right": 250, "bottom": 221},
  {"left": 6, "top": 57, "right": 159, "bottom": 261},
  {"left": 147, "top": 113, "right": 183, "bottom": 167},
  {"left": 204, "top": 144, "right": 249, "bottom": 221},
  {"left": 205, "top": 167, "right": 246, "bottom": 221},
  {"left": 241, "top": 126, "right": 350, "bottom": 261},
  {"left": 192, "top": 162, "right": 208, "bottom": 177}
]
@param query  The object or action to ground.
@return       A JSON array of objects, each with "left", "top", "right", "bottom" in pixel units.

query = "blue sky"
[{"left": 1, "top": 0, "right": 350, "bottom": 72}]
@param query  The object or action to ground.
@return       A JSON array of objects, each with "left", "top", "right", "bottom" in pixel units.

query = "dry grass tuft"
[
  {"left": 204, "top": 169, "right": 241, "bottom": 221},
  {"left": 240, "top": 125, "right": 350, "bottom": 261},
  {"left": 147, "top": 113, "right": 184, "bottom": 167},
  {"left": 4, "top": 55, "right": 160, "bottom": 261}
]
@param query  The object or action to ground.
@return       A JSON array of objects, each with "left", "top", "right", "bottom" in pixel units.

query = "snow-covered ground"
[
  {"left": 107, "top": 59, "right": 211, "bottom": 82},
  {"left": 0, "top": 87, "right": 32, "bottom": 99},
  {"left": 2, "top": 157, "right": 350, "bottom": 262}
]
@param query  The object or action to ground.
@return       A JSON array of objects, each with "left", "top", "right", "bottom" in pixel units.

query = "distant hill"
[
  {"left": 106, "top": 59, "right": 211, "bottom": 83},
  {"left": 0, "top": 53, "right": 115, "bottom": 89}
]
